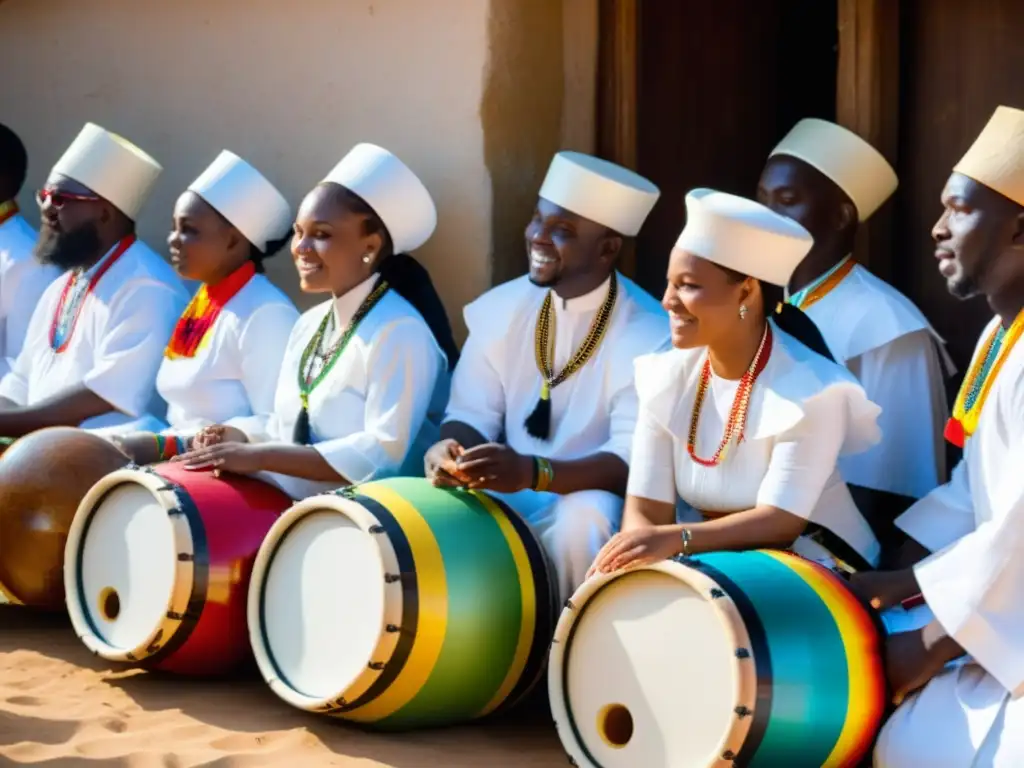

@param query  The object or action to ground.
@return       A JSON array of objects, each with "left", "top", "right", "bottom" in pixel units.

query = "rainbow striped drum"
[
  {"left": 248, "top": 477, "right": 557, "bottom": 729},
  {"left": 548, "top": 550, "right": 886, "bottom": 768}
]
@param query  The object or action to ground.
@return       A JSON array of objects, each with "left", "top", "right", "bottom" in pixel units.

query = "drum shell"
[
  {"left": 66, "top": 462, "right": 292, "bottom": 675},
  {"left": 249, "top": 477, "right": 558, "bottom": 729}
]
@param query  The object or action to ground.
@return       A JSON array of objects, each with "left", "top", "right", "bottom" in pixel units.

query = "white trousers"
[{"left": 491, "top": 489, "right": 623, "bottom": 606}]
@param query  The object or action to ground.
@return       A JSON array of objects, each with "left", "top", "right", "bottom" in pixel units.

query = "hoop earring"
[{"left": 738, "top": 304, "right": 748, "bottom": 320}]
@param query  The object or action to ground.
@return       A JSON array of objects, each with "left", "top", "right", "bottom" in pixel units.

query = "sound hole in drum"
[
  {"left": 99, "top": 587, "right": 121, "bottom": 622},
  {"left": 598, "top": 703, "right": 634, "bottom": 748}
]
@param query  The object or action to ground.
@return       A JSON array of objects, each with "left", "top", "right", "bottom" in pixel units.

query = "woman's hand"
[
  {"left": 586, "top": 526, "right": 682, "bottom": 579},
  {"left": 172, "top": 443, "right": 265, "bottom": 476},
  {"left": 191, "top": 424, "right": 249, "bottom": 450},
  {"left": 425, "top": 438, "right": 471, "bottom": 488},
  {"left": 456, "top": 443, "right": 534, "bottom": 494}
]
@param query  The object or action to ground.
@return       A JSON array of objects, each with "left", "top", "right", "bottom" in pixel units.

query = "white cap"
[
  {"left": 954, "top": 106, "right": 1024, "bottom": 207},
  {"left": 50, "top": 122, "right": 162, "bottom": 221},
  {"left": 538, "top": 151, "right": 660, "bottom": 236},
  {"left": 769, "top": 118, "right": 897, "bottom": 221},
  {"left": 675, "top": 189, "right": 813, "bottom": 286},
  {"left": 321, "top": 143, "right": 436, "bottom": 254},
  {"left": 188, "top": 151, "right": 292, "bottom": 253}
]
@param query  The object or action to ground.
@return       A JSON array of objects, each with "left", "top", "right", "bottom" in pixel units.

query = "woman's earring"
[
  {"left": 739, "top": 304, "right": 748, "bottom": 320},
  {"left": 362, "top": 253, "right": 373, "bottom": 264}
]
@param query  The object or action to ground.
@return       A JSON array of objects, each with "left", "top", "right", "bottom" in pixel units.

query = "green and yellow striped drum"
[
  {"left": 247, "top": 477, "right": 557, "bottom": 730},
  {"left": 548, "top": 550, "right": 887, "bottom": 768}
]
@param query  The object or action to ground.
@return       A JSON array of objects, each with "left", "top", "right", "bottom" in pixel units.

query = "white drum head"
[
  {"left": 259, "top": 508, "right": 388, "bottom": 701},
  {"left": 78, "top": 482, "right": 176, "bottom": 653},
  {"left": 561, "top": 569, "right": 742, "bottom": 767}
]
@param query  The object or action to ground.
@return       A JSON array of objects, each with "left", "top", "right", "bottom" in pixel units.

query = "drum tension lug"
[
  {"left": 721, "top": 750, "right": 736, "bottom": 761},
  {"left": 735, "top": 648, "right": 750, "bottom": 659},
  {"left": 563, "top": 598, "right": 576, "bottom": 612},
  {"left": 369, "top": 525, "right": 385, "bottom": 534},
  {"left": 367, "top": 661, "right": 386, "bottom": 671},
  {"left": 166, "top": 611, "right": 188, "bottom": 621},
  {"left": 384, "top": 573, "right": 403, "bottom": 583},
  {"left": 734, "top": 705, "right": 752, "bottom": 718},
  {"left": 385, "top": 624, "right": 400, "bottom": 633},
  {"left": 710, "top": 588, "right": 725, "bottom": 599},
  {"left": 177, "top": 553, "right": 194, "bottom": 562},
  {"left": 566, "top": 755, "right": 578, "bottom": 766}
]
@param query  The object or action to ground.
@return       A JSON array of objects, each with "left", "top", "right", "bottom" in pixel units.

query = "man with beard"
[
  {"left": 849, "top": 106, "right": 1024, "bottom": 766},
  {"left": 0, "top": 124, "right": 61, "bottom": 377},
  {"left": 0, "top": 123, "right": 188, "bottom": 438},
  {"left": 424, "top": 151, "right": 670, "bottom": 603},
  {"left": 757, "top": 119, "right": 954, "bottom": 559}
]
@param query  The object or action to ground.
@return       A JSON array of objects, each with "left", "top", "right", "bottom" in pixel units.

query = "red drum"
[{"left": 64, "top": 463, "right": 292, "bottom": 676}]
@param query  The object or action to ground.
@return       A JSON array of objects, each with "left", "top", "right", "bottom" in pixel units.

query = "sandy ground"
[{"left": 0, "top": 607, "right": 567, "bottom": 767}]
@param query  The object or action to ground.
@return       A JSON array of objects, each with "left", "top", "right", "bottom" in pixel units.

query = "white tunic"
[
  {"left": 803, "top": 263, "right": 954, "bottom": 499},
  {"left": 627, "top": 322, "right": 883, "bottom": 567},
  {"left": 246, "top": 275, "right": 449, "bottom": 501},
  {"left": 445, "top": 272, "right": 671, "bottom": 602},
  {"left": 874, "top": 316, "right": 1024, "bottom": 767},
  {"left": 0, "top": 240, "right": 188, "bottom": 429},
  {"left": 0, "top": 213, "right": 61, "bottom": 378}
]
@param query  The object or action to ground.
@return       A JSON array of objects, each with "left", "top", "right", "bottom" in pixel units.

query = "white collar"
[
  {"left": 551, "top": 273, "right": 614, "bottom": 316},
  {"left": 332, "top": 274, "right": 379, "bottom": 330}
]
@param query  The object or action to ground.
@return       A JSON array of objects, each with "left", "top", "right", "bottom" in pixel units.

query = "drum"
[
  {"left": 0, "top": 427, "right": 131, "bottom": 609},
  {"left": 64, "top": 462, "right": 292, "bottom": 676},
  {"left": 247, "top": 477, "right": 557, "bottom": 730},
  {"left": 548, "top": 550, "right": 886, "bottom": 768}
]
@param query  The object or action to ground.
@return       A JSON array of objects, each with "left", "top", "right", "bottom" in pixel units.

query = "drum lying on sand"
[
  {"left": 248, "top": 477, "right": 557, "bottom": 730},
  {"left": 548, "top": 550, "right": 886, "bottom": 768},
  {"left": 64, "top": 463, "right": 292, "bottom": 676},
  {"left": 0, "top": 427, "right": 131, "bottom": 609}
]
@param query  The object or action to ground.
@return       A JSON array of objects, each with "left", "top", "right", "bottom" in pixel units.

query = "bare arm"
[
  {"left": 0, "top": 385, "right": 116, "bottom": 437},
  {"left": 546, "top": 452, "right": 630, "bottom": 496},
  {"left": 252, "top": 444, "right": 349, "bottom": 483}
]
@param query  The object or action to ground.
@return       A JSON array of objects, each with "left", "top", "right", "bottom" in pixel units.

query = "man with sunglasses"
[
  {"left": 0, "top": 124, "right": 61, "bottom": 378},
  {"left": 0, "top": 123, "right": 188, "bottom": 439}
]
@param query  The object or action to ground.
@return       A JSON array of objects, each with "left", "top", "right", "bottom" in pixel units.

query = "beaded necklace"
[
  {"left": 0, "top": 200, "right": 18, "bottom": 228},
  {"left": 944, "top": 309, "right": 1024, "bottom": 448},
  {"left": 49, "top": 235, "right": 135, "bottom": 353},
  {"left": 292, "top": 279, "right": 389, "bottom": 444},
  {"left": 524, "top": 273, "right": 618, "bottom": 439},
  {"left": 788, "top": 256, "right": 855, "bottom": 311},
  {"left": 165, "top": 261, "right": 256, "bottom": 359},
  {"left": 687, "top": 323, "right": 773, "bottom": 467}
]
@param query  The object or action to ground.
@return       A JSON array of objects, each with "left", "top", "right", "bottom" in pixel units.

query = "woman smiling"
[
  {"left": 589, "top": 189, "right": 882, "bottom": 576},
  {"left": 175, "top": 144, "right": 455, "bottom": 499}
]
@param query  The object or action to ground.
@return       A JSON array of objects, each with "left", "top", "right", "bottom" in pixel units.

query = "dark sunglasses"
[{"left": 36, "top": 188, "right": 102, "bottom": 210}]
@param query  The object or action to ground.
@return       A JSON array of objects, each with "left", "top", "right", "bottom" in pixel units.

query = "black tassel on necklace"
[
  {"left": 524, "top": 381, "right": 553, "bottom": 440},
  {"left": 292, "top": 402, "right": 312, "bottom": 445}
]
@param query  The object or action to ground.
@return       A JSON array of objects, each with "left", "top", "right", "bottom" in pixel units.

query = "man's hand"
[
  {"left": 586, "top": 526, "right": 682, "bottom": 579},
  {"left": 172, "top": 442, "right": 265, "bottom": 476},
  {"left": 191, "top": 424, "right": 249, "bottom": 450},
  {"left": 425, "top": 438, "right": 471, "bottom": 488},
  {"left": 884, "top": 625, "right": 958, "bottom": 705},
  {"left": 848, "top": 568, "right": 921, "bottom": 611},
  {"left": 456, "top": 443, "right": 534, "bottom": 494}
]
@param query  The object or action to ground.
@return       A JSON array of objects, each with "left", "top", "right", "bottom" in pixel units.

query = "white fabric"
[
  {"left": 188, "top": 151, "right": 292, "bottom": 252},
  {"left": 446, "top": 272, "right": 670, "bottom": 596},
  {"left": 627, "top": 322, "right": 882, "bottom": 567},
  {"left": 770, "top": 118, "right": 898, "bottom": 221},
  {"left": 675, "top": 188, "right": 813, "bottom": 287},
  {"left": 50, "top": 123, "right": 162, "bottom": 220},
  {"left": 0, "top": 214, "right": 60, "bottom": 378},
  {"left": 538, "top": 152, "right": 660, "bottom": 236},
  {"left": 804, "top": 263, "right": 954, "bottom": 498},
  {"left": 954, "top": 105, "right": 1024, "bottom": 209},
  {"left": 0, "top": 240, "right": 189, "bottom": 428},
  {"left": 879, "top": 315, "right": 1024, "bottom": 764},
  {"left": 321, "top": 144, "right": 436, "bottom": 254},
  {"left": 247, "top": 275, "right": 448, "bottom": 500}
]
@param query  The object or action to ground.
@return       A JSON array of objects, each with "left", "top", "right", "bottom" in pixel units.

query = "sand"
[{"left": 0, "top": 607, "right": 567, "bottom": 767}]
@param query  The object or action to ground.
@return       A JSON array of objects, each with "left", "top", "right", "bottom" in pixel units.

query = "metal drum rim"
[
  {"left": 64, "top": 465, "right": 200, "bottom": 664},
  {"left": 547, "top": 558, "right": 758, "bottom": 768},
  {"left": 246, "top": 489, "right": 402, "bottom": 714}
]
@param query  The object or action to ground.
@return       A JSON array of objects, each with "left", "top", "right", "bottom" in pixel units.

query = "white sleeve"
[
  {"left": 0, "top": 334, "right": 30, "bottom": 405},
  {"left": 83, "top": 282, "right": 184, "bottom": 417},
  {"left": 756, "top": 392, "right": 846, "bottom": 518},
  {"left": 314, "top": 320, "right": 442, "bottom": 484},
  {"left": 625, "top": 399, "right": 677, "bottom": 503},
  {"left": 913, "top": 444, "right": 1024, "bottom": 694},
  {"left": 894, "top": 458, "right": 975, "bottom": 553},
  {"left": 443, "top": 327, "right": 505, "bottom": 442},
  {"left": 1, "top": 260, "right": 58, "bottom": 376},
  {"left": 223, "top": 302, "right": 299, "bottom": 438}
]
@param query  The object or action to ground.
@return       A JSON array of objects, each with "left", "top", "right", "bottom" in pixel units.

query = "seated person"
[
  {"left": 589, "top": 189, "right": 882, "bottom": 578},
  {"left": 424, "top": 151, "right": 671, "bottom": 604},
  {"left": 99, "top": 150, "right": 299, "bottom": 463},
  {"left": 175, "top": 143, "right": 456, "bottom": 500},
  {"left": 0, "top": 123, "right": 188, "bottom": 441}
]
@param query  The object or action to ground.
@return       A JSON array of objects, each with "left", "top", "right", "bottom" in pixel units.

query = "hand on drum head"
[
  {"left": 586, "top": 526, "right": 682, "bottom": 580},
  {"left": 172, "top": 442, "right": 264, "bottom": 476},
  {"left": 455, "top": 443, "right": 534, "bottom": 494},
  {"left": 847, "top": 568, "right": 921, "bottom": 611},
  {"left": 425, "top": 438, "right": 472, "bottom": 488},
  {"left": 190, "top": 424, "right": 249, "bottom": 450}
]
